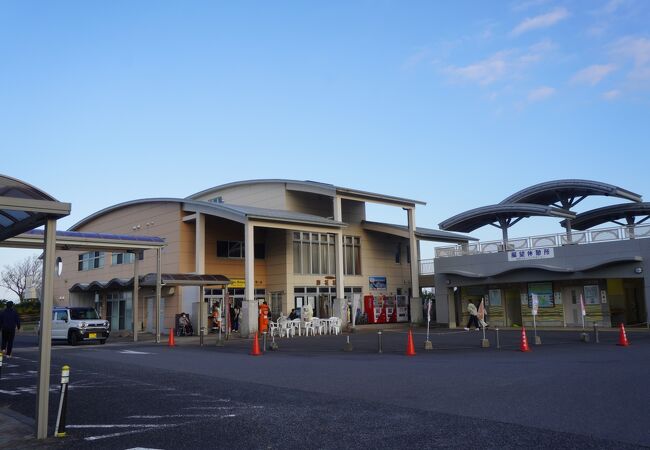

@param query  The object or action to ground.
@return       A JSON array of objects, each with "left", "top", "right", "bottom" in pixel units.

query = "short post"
[
  {"left": 200, "top": 326, "right": 205, "bottom": 346},
  {"left": 425, "top": 299, "right": 433, "bottom": 350},
  {"left": 481, "top": 325, "right": 490, "bottom": 348},
  {"left": 262, "top": 332, "right": 267, "bottom": 353},
  {"left": 343, "top": 335, "right": 353, "bottom": 352},
  {"left": 594, "top": 322, "right": 599, "bottom": 344},
  {"left": 495, "top": 327, "right": 500, "bottom": 349},
  {"left": 378, "top": 330, "right": 383, "bottom": 354},
  {"left": 269, "top": 334, "right": 279, "bottom": 351},
  {"left": 0, "top": 351, "right": 3, "bottom": 380},
  {"left": 216, "top": 326, "right": 225, "bottom": 347},
  {"left": 54, "top": 365, "right": 70, "bottom": 438}
]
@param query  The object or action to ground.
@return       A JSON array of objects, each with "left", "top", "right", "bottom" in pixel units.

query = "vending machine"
[
  {"left": 396, "top": 295, "right": 409, "bottom": 322},
  {"left": 364, "top": 294, "right": 387, "bottom": 324},
  {"left": 385, "top": 296, "right": 397, "bottom": 323}
]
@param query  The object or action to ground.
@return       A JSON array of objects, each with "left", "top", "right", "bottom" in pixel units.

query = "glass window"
[
  {"left": 292, "top": 231, "right": 336, "bottom": 275},
  {"left": 343, "top": 235, "right": 361, "bottom": 275},
  {"left": 78, "top": 251, "right": 105, "bottom": 271},
  {"left": 112, "top": 252, "right": 135, "bottom": 266}
]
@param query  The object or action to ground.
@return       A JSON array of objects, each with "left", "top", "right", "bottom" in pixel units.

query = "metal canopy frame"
[
  {"left": 0, "top": 174, "right": 71, "bottom": 440},
  {"left": 439, "top": 203, "right": 576, "bottom": 247},
  {"left": 560, "top": 202, "right": 650, "bottom": 236}
]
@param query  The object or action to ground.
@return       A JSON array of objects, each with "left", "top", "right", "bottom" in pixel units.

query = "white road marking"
[
  {"left": 119, "top": 350, "right": 153, "bottom": 355},
  {"left": 82, "top": 423, "right": 185, "bottom": 441},
  {"left": 127, "top": 414, "right": 237, "bottom": 419}
]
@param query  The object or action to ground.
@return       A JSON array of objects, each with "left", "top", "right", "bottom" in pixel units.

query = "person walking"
[
  {"left": 0, "top": 301, "right": 21, "bottom": 358},
  {"left": 464, "top": 300, "right": 480, "bottom": 331}
]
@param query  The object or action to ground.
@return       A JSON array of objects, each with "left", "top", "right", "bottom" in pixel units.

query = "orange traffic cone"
[
  {"left": 405, "top": 329, "right": 416, "bottom": 356},
  {"left": 250, "top": 333, "right": 262, "bottom": 356},
  {"left": 520, "top": 327, "right": 530, "bottom": 352},
  {"left": 168, "top": 328, "right": 175, "bottom": 347},
  {"left": 617, "top": 323, "right": 630, "bottom": 347}
]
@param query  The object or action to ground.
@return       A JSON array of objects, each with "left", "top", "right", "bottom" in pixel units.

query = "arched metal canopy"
[
  {"left": 439, "top": 203, "right": 576, "bottom": 247},
  {"left": 501, "top": 179, "right": 642, "bottom": 209},
  {"left": 560, "top": 202, "right": 650, "bottom": 232},
  {"left": 0, "top": 174, "right": 71, "bottom": 240}
]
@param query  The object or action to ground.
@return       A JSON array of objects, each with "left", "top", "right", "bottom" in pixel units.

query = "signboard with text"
[{"left": 508, "top": 247, "right": 554, "bottom": 262}]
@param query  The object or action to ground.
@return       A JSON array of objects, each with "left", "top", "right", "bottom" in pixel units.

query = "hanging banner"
[
  {"left": 531, "top": 294, "right": 539, "bottom": 316},
  {"left": 580, "top": 294, "right": 586, "bottom": 317}
]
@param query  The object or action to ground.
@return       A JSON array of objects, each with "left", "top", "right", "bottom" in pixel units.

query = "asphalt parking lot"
[{"left": 1, "top": 326, "right": 649, "bottom": 449}]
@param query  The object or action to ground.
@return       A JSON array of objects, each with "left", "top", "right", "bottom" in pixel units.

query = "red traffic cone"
[
  {"left": 168, "top": 328, "right": 176, "bottom": 347},
  {"left": 617, "top": 323, "right": 630, "bottom": 347},
  {"left": 250, "top": 333, "right": 262, "bottom": 356},
  {"left": 519, "top": 327, "right": 530, "bottom": 352},
  {"left": 405, "top": 329, "right": 416, "bottom": 356}
]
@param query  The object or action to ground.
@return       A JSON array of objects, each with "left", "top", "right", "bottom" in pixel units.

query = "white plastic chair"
[
  {"left": 330, "top": 317, "right": 341, "bottom": 335},
  {"left": 290, "top": 319, "right": 302, "bottom": 336},
  {"left": 269, "top": 321, "right": 280, "bottom": 338},
  {"left": 277, "top": 319, "right": 294, "bottom": 338}
]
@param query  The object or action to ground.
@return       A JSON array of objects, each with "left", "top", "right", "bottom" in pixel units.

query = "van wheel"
[{"left": 68, "top": 332, "right": 79, "bottom": 346}]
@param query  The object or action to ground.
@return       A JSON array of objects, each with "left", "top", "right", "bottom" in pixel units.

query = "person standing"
[
  {"left": 0, "top": 301, "right": 21, "bottom": 358},
  {"left": 464, "top": 300, "right": 480, "bottom": 331}
]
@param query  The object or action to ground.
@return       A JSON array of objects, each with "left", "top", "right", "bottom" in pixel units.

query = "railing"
[
  {"left": 433, "top": 223, "right": 650, "bottom": 258},
  {"left": 419, "top": 259, "right": 435, "bottom": 275}
]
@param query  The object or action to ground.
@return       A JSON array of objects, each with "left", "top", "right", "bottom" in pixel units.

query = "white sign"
[
  {"left": 531, "top": 295, "right": 539, "bottom": 316},
  {"left": 508, "top": 247, "right": 554, "bottom": 261}
]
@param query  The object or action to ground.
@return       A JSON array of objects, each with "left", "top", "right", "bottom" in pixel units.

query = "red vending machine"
[
  {"left": 385, "top": 296, "right": 397, "bottom": 323},
  {"left": 364, "top": 295, "right": 387, "bottom": 324}
]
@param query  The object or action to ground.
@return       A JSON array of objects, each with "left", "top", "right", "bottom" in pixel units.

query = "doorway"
[
  {"left": 504, "top": 289, "right": 522, "bottom": 326},
  {"left": 562, "top": 286, "right": 582, "bottom": 326}
]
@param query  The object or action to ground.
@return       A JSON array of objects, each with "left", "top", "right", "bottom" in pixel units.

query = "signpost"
[{"left": 531, "top": 294, "right": 541, "bottom": 345}]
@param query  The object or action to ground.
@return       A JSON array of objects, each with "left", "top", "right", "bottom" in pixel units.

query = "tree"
[{"left": 0, "top": 254, "right": 42, "bottom": 303}]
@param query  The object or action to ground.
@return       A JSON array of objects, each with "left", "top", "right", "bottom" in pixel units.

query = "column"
[
  {"left": 155, "top": 247, "right": 162, "bottom": 343},
  {"left": 195, "top": 213, "right": 205, "bottom": 273},
  {"left": 241, "top": 221, "right": 258, "bottom": 337},
  {"left": 333, "top": 196, "right": 346, "bottom": 324},
  {"left": 36, "top": 218, "right": 56, "bottom": 439},
  {"left": 408, "top": 207, "right": 423, "bottom": 324},
  {"left": 133, "top": 252, "right": 139, "bottom": 342}
]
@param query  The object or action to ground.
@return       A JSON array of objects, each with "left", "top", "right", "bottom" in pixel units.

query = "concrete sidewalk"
[{"left": 0, "top": 407, "right": 58, "bottom": 449}]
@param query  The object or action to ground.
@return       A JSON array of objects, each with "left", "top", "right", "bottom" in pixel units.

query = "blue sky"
[{"left": 1, "top": 0, "right": 649, "bottom": 299}]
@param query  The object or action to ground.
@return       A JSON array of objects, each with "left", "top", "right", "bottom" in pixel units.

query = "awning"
[
  {"left": 362, "top": 220, "right": 477, "bottom": 243},
  {"left": 70, "top": 273, "right": 230, "bottom": 292}
]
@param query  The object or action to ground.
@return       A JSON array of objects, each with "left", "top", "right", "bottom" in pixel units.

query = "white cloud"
[
  {"left": 511, "top": 7, "right": 570, "bottom": 36},
  {"left": 609, "top": 36, "right": 650, "bottom": 67},
  {"left": 602, "top": 89, "right": 621, "bottom": 99},
  {"left": 401, "top": 48, "right": 432, "bottom": 71},
  {"left": 608, "top": 36, "right": 650, "bottom": 82},
  {"left": 570, "top": 64, "right": 617, "bottom": 85},
  {"left": 527, "top": 86, "right": 556, "bottom": 101},
  {"left": 511, "top": 0, "right": 551, "bottom": 12},
  {"left": 445, "top": 40, "right": 554, "bottom": 86},
  {"left": 446, "top": 51, "right": 511, "bottom": 85}
]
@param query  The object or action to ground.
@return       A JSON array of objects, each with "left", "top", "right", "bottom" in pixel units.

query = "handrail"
[{"left": 433, "top": 223, "right": 650, "bottom": 259}]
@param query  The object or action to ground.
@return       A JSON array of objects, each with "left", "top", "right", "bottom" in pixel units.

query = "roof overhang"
[
  {"left": 362, "top": 220, "right": 477, "bottom": 243},
  {"left": 1, "top": 229, "right": 166, "bottom": 251},
  {"left": 140, "top": 273, "right": 231, "bottom": 287},
  {"left": 501, "top": 179, "right": 642, "bottom": 206},
  {"left": 0, "top": 174, "right": 71, "bottom": 241}
]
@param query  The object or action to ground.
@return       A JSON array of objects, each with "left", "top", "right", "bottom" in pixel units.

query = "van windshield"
[{"left": 70, "top": 308, "right": 99, "bottom": 320}]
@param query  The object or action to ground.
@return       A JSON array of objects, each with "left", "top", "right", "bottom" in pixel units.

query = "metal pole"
[
  {"left": 262, "top": 332, "right": 267, "bottom": 353},
  {"left": 133, "top": 252, "right": 139, "bottom": 343},
  {"left": 199, "top": 286, "right": 204, "bottom": 347},
  {"left": 0, "top": 351, "right": 3, "bottom": 380},
  {"left": 594, "top": 322, "right": 599, "bottom": 343},
  {"left": 533, "top": 314, "right": 538, "bottom": 342},
  {"left": 36, "top": 218, "right": 57, "bottom": 439},
  {"left": 378, "top": 330, "right": 383, "bottom": 354},
  {"left": 155, "top": 248, "right": 162, "bottom": 344},
  {"left": 496, "top": 327, "right": 500, "bottom": 349},
  {"left": 54, "top": 365, "right": 70, "bottom": 438}
]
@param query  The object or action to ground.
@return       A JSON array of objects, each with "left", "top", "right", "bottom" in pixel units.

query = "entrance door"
[
  {"left": 562, "top": 287, "right": 582, "bottom": 326},
  {"left": 146, "top": 297, "right": 165, "bottom": 333},
  {"left": 504, "top": 289, "right": 522, "bottom": 326}
]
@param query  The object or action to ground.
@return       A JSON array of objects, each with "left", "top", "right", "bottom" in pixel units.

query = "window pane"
[
  {"left": 302, "top": 242, "right": 310, "bottom": 274},
  {"left": 254, "top": 243, "right": 265, "bottom": 259},
  {"left": 345, "top": 245, "right": 353, "bottom": 275},
  {"left": 293, "top": 242, "right": 301, "bottom": 274},
  {"left": 293, "top": 232, "right": 301, "bottom": 240},
  {"left": 320, "top": 242, "right": 328, "bottom": 275},
  {"left": 353, "top": 246, "right": 361, "bottom": 275},
  {"left": 311, "top": 243, "right": 320, "bottom": 274},
  {"left": 328, "top": 244, "right": 335, "bottom": 274},
  {"left": 229, "top": 241, "right": 242, "bottom": 258},
  {"left": 217, "top": 241, "right": 228, "bottom": 257}
]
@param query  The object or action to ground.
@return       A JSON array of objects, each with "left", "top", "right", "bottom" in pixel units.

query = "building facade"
[{"left": 53, "top": 180, "right": 471, "bottom": 336}]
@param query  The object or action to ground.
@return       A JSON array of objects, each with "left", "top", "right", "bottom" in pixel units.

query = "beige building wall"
[
  {"left": 286, "top": 191, "right": 333, "bottom": 217},
  {"left": 52, "top": 201, "right": 184, "bottom": 332},
  {"left": 194, "top": 183, "right": 288, "bottom": 209}
]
